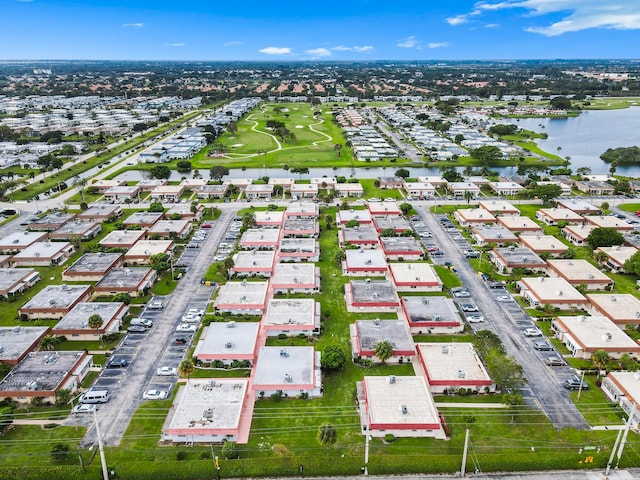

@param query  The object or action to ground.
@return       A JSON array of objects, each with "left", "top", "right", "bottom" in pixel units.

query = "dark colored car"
[
  {"left": 175, "top": 338, "right": 188, "bottom": 345},
  {"left": 533, "top": 340, "right": 553, "bottom": 351},
  {"left": 564, "top": 377, "right": 589, "bottom": 390},
  {"left": 106, "top": 358, "right": 129, "bottom": 368}
]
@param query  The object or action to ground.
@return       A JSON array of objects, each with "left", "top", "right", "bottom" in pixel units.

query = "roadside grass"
[
  {"left": 360, "top": 178, "right": 403, "bottom": 200},
  {"left": 434, "top": 265, "right": 462, "bottom": 288},
  {"left": 569, "top": 376, "right": 626, "bottom": 426},
  {"left": 151, "top": 271, "right": 178, "bottom": 295},
  {"left": 55, "top": 336, "right": 122, "bottom": 352},
  {"left": 0, "top": 425, "right": 87, "bottom": 468}
]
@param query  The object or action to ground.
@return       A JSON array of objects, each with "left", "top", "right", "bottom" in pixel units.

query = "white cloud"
[
  {"left": 446, "top": 15, "right": 469, "bottom": 26},
  {"left": 306, "top": 48, "right": 332, "bottom": 57},
  {"left": 16, "top": 0, "right": 34, "bottom": 3},
  {"left": 468, "top": 1, "right": 640, "bottom": 36},
  {"left": 123, "top": 23, "right": 144, "bottom": 28},
  {"left": 484, "top": 23, "right": 500, "bottom": 28},
  {"left": 165, "top": 43, "right": 185, "bottom": 47},
  {"left": 427, "top": 42, "right": 450, "bottom": 48},
  {"left": 330, "top": 45, "right": 374, "bottom": 53},
  {"left": 259, "top": 47, "right": 292, "bottom": 55},
  {"left": 224, "top": 41, "right": 243, "bottom": 47},
  {"left": 397, "top": 36, "right": 417, "bottom": 48}
]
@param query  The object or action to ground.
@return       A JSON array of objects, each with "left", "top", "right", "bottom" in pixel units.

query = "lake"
[{"left": 505, "top": 106, "right": 640, "bottom": 177}]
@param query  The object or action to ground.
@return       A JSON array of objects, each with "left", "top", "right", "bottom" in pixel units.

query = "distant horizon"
[
  {"left": 0, "top": 58, "right": 639, "bottom": 64},
  {"left": 1, "top": 1, "right": 638, "bottom": 60}
]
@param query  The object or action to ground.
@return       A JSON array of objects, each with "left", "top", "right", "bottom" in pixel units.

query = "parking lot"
[
  {"left": 75, "top": 210, "right": 237, "bottom": 445},
  {"left": 414, "top": 204, "right": 589, "bottom": 429}
]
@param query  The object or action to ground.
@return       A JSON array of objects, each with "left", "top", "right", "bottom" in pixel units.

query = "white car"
[
  {"left": 182, "top": 314, "right": 200, "bottom": 323},
  {"left": 72, "top": 403, "right": 97, "bottom": 414},
  {"left": 156, "top": 366, "right": 178, "bottom": 376},
  {"left": 188, "top": 308, "right": 205, "bottom": 316},
  {"left": 176, "top": 323, "right": 196, "bottom": 333},
  {"left": 143, "top": 390, "right": 169, "bottom": 400},
  {"left": 524, "top": 327, "right": 543, "bottom": 337},
  {"left": 466, "top": 314, "right": 485, "bottom": 323}
]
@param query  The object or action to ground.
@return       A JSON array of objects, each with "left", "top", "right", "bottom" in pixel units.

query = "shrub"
[
  {"left": 384, "top": 434, "right": 396, "bottom": 443},
  {"left": 51, "top": 443, "right": 70, "bottom": 461},
  {"left": 176, "top": 451, "right": 188, "bottom": 461},
  {"left": 222, "top": 441, "right": 240, "bottom": 459}
]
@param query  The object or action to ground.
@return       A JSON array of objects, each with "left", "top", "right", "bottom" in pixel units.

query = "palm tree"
[
  {"left": 591, "top": 350, "right": 610, "bottom": 376},
  {"left": 88, "top": 314, "right": 103, "bottom": 345},
  {"left": 179, "top": 359, "right": 195, "bottom": 383},
  {"left": 463, "top": 190, "right": 475, "bottom": 205},
  {"left": 374, "top": 340, "right": 393, "bottom": 364},
  {"left": 73, "top": 176, "right": 87, "bottom": 202}
]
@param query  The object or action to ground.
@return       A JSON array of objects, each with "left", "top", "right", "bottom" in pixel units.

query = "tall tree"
[
  {"left": 179, "top": 358, "right": 195, "bottom": 383},
  {"left": 591, "top": 350, "right": 610, "bottom": 376},
  {"left": 585, "top": 227, "right": 625, "bottom": 250},
  {"left": 317, "top": 423, "right": 337, "bottom": 454}
]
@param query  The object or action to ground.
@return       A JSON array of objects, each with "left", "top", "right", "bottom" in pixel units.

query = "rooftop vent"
[
  {"left": 387, "top": 375, "right": 396, "bottom": 384},
  {"left": 225, "top": 341, "right": 233, "bottom": 349},
  {"left": 458, "top": 369, "right": 466, "bottom": 379},
  {"left": 602, "top": 332, "right": 613, "bottom": 342},
  {"left": 280, "top": 349, "right": 289, "bottom": 357},
  {"left": 227, "top": 321, "right": 235, "bottom": 328},
  {"left": 442, "top": 345, "right": 450, "bottom": 354},
  {"left": 400, "top": 404, "right": 408, "bottom": 414},
  {"left": 284, "top": 373, "right": 293, "bottom": 383}
]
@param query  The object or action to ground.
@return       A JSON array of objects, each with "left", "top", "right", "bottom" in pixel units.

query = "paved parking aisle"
[
  {"left": 77, "top": 210, "right": 236, "bottom": 446},
  {"left": 415, "top": 205, "right": 589, "bottom": 430}
]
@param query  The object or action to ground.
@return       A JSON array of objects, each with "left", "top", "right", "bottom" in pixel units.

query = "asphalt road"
[
  {"left": 75, "top": 209, "right": 236, "bottom": 446},
  {"left": 415, "top": 204, "right": 589, "bottom": 430}
]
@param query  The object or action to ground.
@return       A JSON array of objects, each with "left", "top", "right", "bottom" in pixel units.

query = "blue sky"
[{"left": 1, "top": 0, "right": 639, "bottom": 60}]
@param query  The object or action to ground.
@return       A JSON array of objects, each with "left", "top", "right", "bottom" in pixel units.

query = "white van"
[
  {"left": 130, "top": 318, "right": 153, "bottom": 328},
  {"left": 79, "top": 389, "right": 110, "bottom": 404}
]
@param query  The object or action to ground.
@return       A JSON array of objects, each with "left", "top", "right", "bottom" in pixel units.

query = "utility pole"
[
  {"left": 460, "top": 428, "right": 470, "bottom": 477},
  {"left": 615, "top": 403, "right": 636, "bottom": 470},
  {"left": 606, "top": 428, "right": 624, "bottom": 476},
  {"left": 93, "top": 410, "right": 110, "bottom": 480},
  {"left": 576, "top": 370, "right": 587, "bottom": 401},
  {"left": 364, "top": 434, "right": 370, "bottom": 475}
]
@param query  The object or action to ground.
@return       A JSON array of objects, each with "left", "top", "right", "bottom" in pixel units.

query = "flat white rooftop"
[
  {"left": 520, "top": 277, "right": 586, "bottom": 303},
  {"left": 54, "top": 302, "right": 126, "bottom": 330},
  {"left": 127, "top": 240, "right": 173, "bottom": 257},
  {"left": 555, "top": 315, "right": 640, "bottom": 352},
  {"left": 497, "top": 216, "right": 542, "bottom": 232},
  {"left": 389, "top": 263, "right": 441, "bottom": 286},
  {"left": 232, "top": 250, "right": 276, "bottom": 271},
  {"left": 195, "top": 322, "right": 260, "bottom": 359},
  {"left": 519, "top": 235, "right": 568, "bottom": 252},
  {"left": 345, "top": 248, "right": 387, "bottom": 270},
  {"left": 337, "top": 209, "right": 372, "bottom": 223},
  {"left": 164, "top": 379, "right": 248, "bottom": 433},
  {"left": 547, "top": 259, "right": 612, "bottom": 283},
  {"left": 587, "top": 294, "right": 640, "bottom": 323},
  {"left": 240, "top": 228, "right": 280, "bottom": 246},
  {"left": 478, "top": 200, "right": 519, "bottom": 213},
  {"left": 363, "top": 376, "right": 441, "bottom": 428},
  {"left": 99, "top": 230, "right": 145, "bottom": 246},
  {"left": 215, "top": 281, "right": 269, "bottom": 308},
  {"left": 13, "top": 241, "right": 71, "bottom": 260},
  {"left": 417, "top": 343, "right": 492, "bottom": 384},
  {"left": 253, "top": 346, "right": 315, "bottom": 387},
  {"left": 0, "top": 231, "right": 47, "bottom": 249},
  {"left": 271, "top": 263, "right": 318, "bottom": 286},
  {"left": 401, "top": 296, "right": 460, "bottom": 324},
  {"left": 556, "top": 198, "right": 601, "bottom": 213},
  {"left": 263, "top": 299, "right": 319, "bottom": 327}
]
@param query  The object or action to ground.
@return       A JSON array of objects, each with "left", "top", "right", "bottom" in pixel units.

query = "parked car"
[
  {"left": 545, "top": 355, "right": 566, "bottom": 366},
  {"left": 466, "top": 314, "right": 485, "bottom": 323},
  {"left": 72, "top": 403, "right": 97, "bottom": 414},
  {"left": 464, "top": 250, "right": 480, "bottom": 258},
  {"left": 460, "top": 304, "right": 479, "bottom": 312},
  {"left": 533, "top": 340, "right": 553, "bottom": 351},
  {"left": 564, "top": 376, "right": 589, "bottom": 390},
  {"left": 176, "top": 323, "right": 197, "bottom": 333},
  {"left": 106, "top": 357, "right": 129, "bottom": 368},
  {"left": 143, "top": 390, "right": 169, "bottom": 400},
  {"left": 175, "top": 337, "right": 188, "bottom": 345},
  {"left": 452, "top": 288, "right": 471, "bottom": 298},
  {"left": 524, "top": 327, "right": 543, "bottom": 337},
  {"left": 201, "top": 223, "right": 212, "bottom": 229},
  {"left": 127, "top": 325, "right": 147, "bottom": 333},
  {"left": 156, "top": 366, "right": 178, "bottom": 376},
  {"left": 430, "top": 250, "right": 444, "bottom": 256}
]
